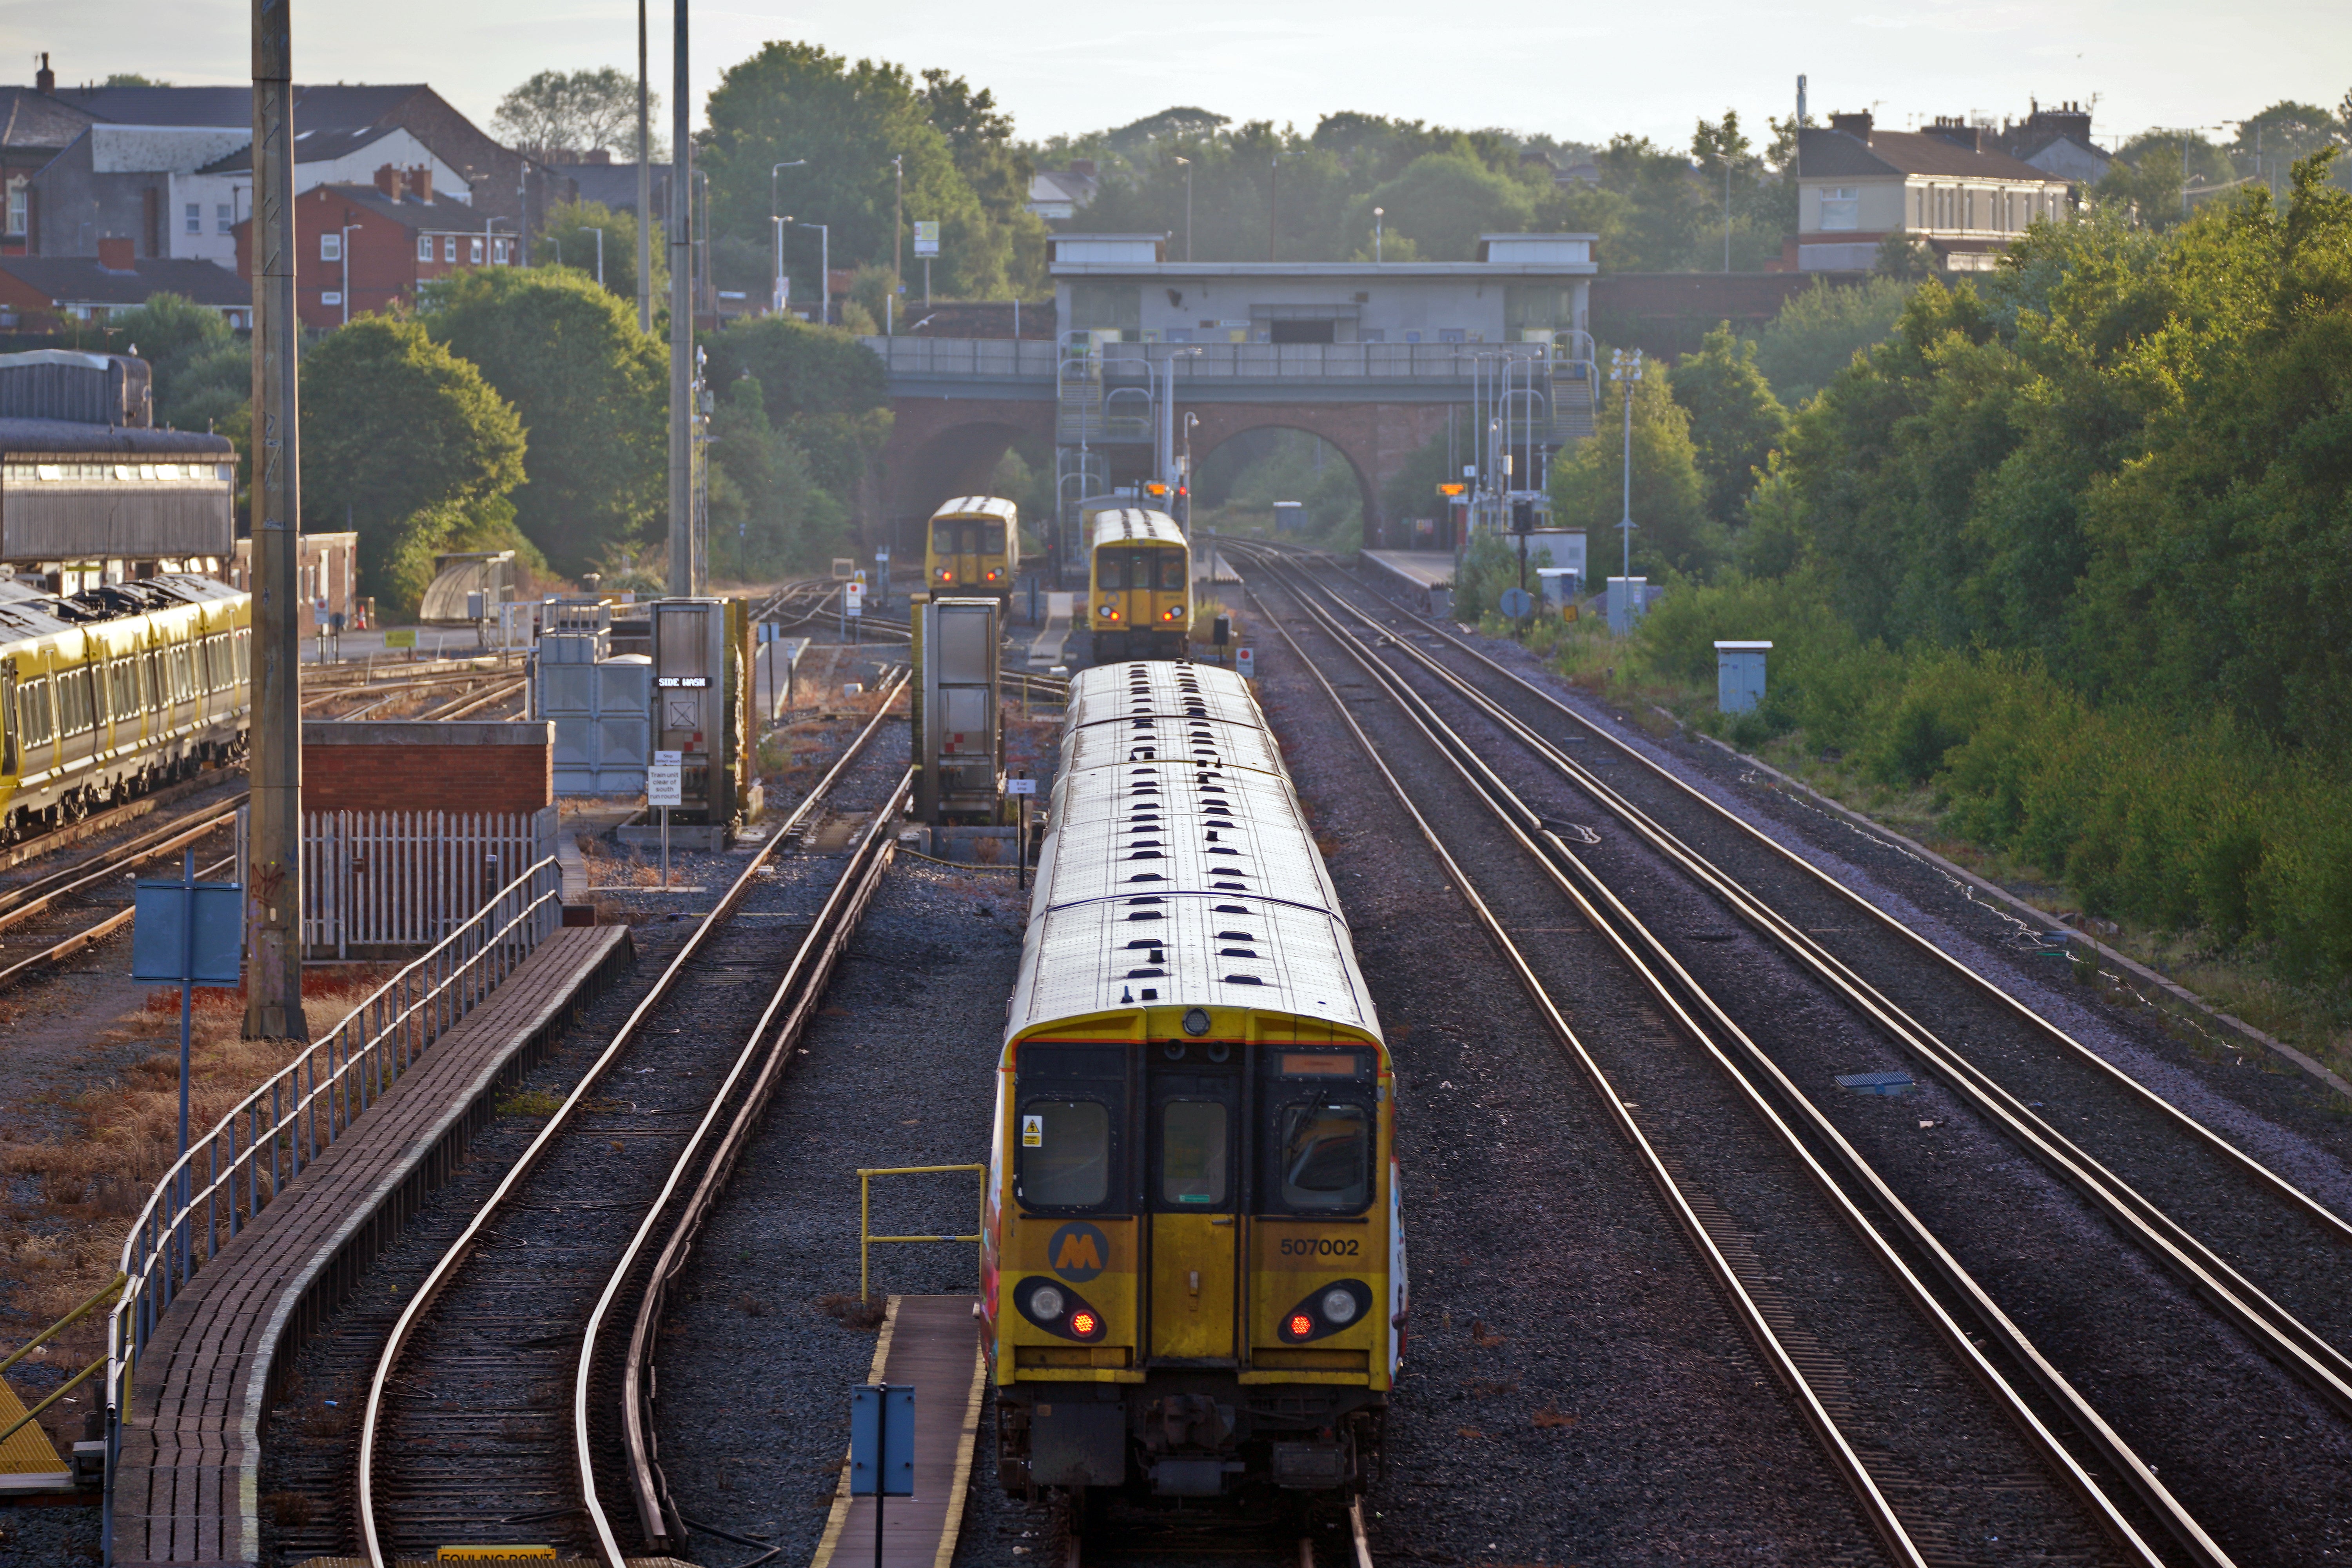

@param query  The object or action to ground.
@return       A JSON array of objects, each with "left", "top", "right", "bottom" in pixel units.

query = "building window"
[
  {"left": 444, "top": 235, "right": 457, "bottom": 263},
  {"left": 418, "top": 235, "right": 433, "bottom": 262},
  {"left": 321, "top": 291, "right": 343, "bottom": 307},
  {"left": 1964, "top": 189, "right": 1977, "bottom": 230},
  {"left": 492, "top": 237, "right": 509, "bottom": 264},
  {"left": 321, "top": 232, "right": 342, "bottom": 262},
  {"left": 1819, "top": 186, "right": 1858, "bottom": 230},
  {"left": 469, "top": 236, "right": 483, "bottom": 265},
  {"left": 5, "top": 179, "right": 24, "bottom": 237},
  {"left": 185, "top": 202, "right": 201, "bottom": 235},
  {"left": 216, "top": 203, "right": 232, "bottom": 234}
]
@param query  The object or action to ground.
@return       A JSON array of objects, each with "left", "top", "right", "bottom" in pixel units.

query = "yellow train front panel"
[
  {"left": 1085, "top": 508, "right": 1189, "bottom": 663},
  {"left": 926, "top": 495, "right": 1019, "bottom": 600}
]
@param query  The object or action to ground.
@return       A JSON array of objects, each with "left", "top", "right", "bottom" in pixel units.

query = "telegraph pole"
[
  {"left": 244, "top": 0, "right": 302, "bottom": 1041},
  {"left": 667, "top": 0, "right": 693, "bottom": 595},
  {"left": 636, "top": 0, "right": 652, "bottom": 335}
]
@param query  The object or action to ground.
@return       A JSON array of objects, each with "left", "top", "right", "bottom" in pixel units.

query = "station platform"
[
  {"left": 111, "top": 924, "right": 635, "bottom": 1568},
  {"left": 809, "top": 1296, "right": 987, "bottom": 1568},
  {"left": 1360, "top": 550, "right": 1457, "bottom": 617},
  {"left": 1027, "top": 592, "right": 1075, "bottom": 667}
]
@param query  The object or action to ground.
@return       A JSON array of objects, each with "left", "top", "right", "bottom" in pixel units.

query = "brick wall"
[{"left": 301, "top": 721, "right": 553, "bottom": 815}]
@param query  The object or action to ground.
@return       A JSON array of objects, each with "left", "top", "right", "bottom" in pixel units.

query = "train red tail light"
[
  {"left": 1070, "top": 1309, "right": 1101, "bottom": 1338},
  {"left": 1288, "top": 1313, "right": 1314, "bottom": 1338}
]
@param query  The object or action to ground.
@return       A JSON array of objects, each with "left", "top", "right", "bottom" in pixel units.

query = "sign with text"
[
  {"left": 913, "top": 221, "right": 940, "bottom": 258},
  {"left": 846, "top": 581, "right": 864, "bottom": 618},
  {"left": 1235, "top": 646, "right": 1254, "bottom": 679},
  {"left": 382, "top": 628, "right": 417, "bottom": 649},
  {"left": 648, "top": 750, "right": 683, "bottom": 808},
  {"left": 1005, "top": 777, "right": 1036, "bottom": 797}
]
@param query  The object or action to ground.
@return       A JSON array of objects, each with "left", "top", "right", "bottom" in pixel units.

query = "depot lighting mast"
[
  {"left": 667, "top": 0, "right": 694, "bottom": 594},
  {"left": 243, "top": 0, "right": 303, "bottom": 1041},
  {"left": 636, "top": 0, "right": 652, "bottom": 334},
  {"left": 1611, "top": 347, "right": 1642, "bottom": 589}
]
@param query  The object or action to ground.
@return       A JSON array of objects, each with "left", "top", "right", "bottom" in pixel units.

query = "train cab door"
[
  {"left": 1146, "top": 1045, "right": 1241, "bottom": 1363},
  {"left": 959, "top": 524, "right": 981, "bottom": 587}
]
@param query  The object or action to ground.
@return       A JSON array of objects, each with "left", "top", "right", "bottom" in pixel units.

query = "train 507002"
[
  {"left": 983, "top": 658, "right": 1402, "bottom": 1509},
  {"left": 0, "top": 574, "right": 249, "bottom": 838}
]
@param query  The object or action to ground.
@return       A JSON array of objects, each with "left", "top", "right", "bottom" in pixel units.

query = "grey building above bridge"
[{"left": 1047, "top": 232, "right": 1597, "bottom": 347}]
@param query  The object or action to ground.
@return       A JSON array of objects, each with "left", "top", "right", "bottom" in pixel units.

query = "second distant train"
[
  {"left": 1086, "top": 508, "right": 1191, "bottom": 662},
  {"left": 926, "top": 496, "right": 1021, "bottom": 606}
]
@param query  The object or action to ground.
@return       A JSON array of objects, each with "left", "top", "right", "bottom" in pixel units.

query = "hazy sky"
[{"left": 7, "top": 0, "right": 2348, "bottom": 154}]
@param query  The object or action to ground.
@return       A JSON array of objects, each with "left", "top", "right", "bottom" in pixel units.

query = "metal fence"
[
  {"left": 102, "top": 854, "right": 564, "bottom": 1539},
  {"left": 237, "top": 806, "right": 558, "bottom": 956},
  {"left": 864, "top": 333, "right": 1597, "bottom": 383}
]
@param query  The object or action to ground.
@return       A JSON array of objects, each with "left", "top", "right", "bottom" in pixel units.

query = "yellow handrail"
[
  {"left": 858, "top": 1164, "right": 985, "bottom": 1302},
  {"left": 0, "top": 1271, "right": 123, "bottom": 1380}
]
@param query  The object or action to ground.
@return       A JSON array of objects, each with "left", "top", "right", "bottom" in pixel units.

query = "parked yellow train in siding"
[
  {"left": 983, "top": 659, "right": 1402, "bottom": 1508},
  {"left": 0, "top": 574, "right": 249, "bottom": 838},
  {"left": 1086, "top": 508, "right": 1191, "bottom": 662},
  {"left": 926, "top": 495, "right": 1021, "bottom": 604}
]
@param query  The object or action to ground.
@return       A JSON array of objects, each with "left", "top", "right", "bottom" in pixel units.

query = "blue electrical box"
[
  {"left": 1715, "top": 640, "right": 1772, "bottom": 715},
  {"left": 849, "top": 1384, "right": 915, "bottom": 1497}
]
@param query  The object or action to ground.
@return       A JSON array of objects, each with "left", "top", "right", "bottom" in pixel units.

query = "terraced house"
[{"left": 1789, "top": 112, "right": 2075, "bottom": 272}]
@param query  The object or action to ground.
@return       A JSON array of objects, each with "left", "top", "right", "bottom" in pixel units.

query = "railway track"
[
  {"left": 354, "top": 673, "right": 913, "bottom": 1568},
  {"left": 1057, "top": 1494, "right": 1376, "bottom": 1568},
  {"left": 1236, "top": 544, "right": 2187, "bottom": 1568},
  {"left": 0, "top": 791, "right": 244, "bottom": 990}
]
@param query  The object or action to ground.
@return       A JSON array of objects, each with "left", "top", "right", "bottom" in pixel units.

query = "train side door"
[{"left": 1146, "top": 1046, "right": 1240, "bottom": 1363}]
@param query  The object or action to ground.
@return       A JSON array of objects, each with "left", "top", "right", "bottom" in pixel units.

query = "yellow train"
[
  {"left": 1085, "top": 508, "right": 1191, "bottom": 663},
  {"left": 983, "top": 659, "right": 1401, "bottom": 1506},
  {"left": 0, "top": 574, "right": 249, "bottom": 838},
  {"left": 926, "top": 496, "right": 1021, "bottom": 604}
]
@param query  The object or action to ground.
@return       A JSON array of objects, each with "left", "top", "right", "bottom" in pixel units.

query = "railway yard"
[{"left": 0, "top": 565, "right": 2345, "bottom": 1568}]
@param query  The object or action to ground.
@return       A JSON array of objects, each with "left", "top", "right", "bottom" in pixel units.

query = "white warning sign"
[{"left": 1022, "top": 1114, "right": 1044, "bottom": 1148}]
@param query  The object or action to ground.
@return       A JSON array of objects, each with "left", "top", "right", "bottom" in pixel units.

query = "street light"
[
  {"left": 1609, "top": 347, "right": 1643, "bottom": 606},
  {"left": 587, "top": 225, "right": 605, "bottom": 288},
  {"left": 1173, "top": 155, "right": 1193, "bottom": 261},
  {"left": 770, "top": 159, "right": 806, "bottom": 313},
  {"left": 1374, "top": 206, "right": 1384, "bottom": 264},
  {"left": 785, "top": 217, "right": 829, "bottom": 325}
]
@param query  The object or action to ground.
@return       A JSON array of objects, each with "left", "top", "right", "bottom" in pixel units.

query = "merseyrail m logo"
[{"left": 1047, "top": 1221, "right": 1109, "bottom": 1282}]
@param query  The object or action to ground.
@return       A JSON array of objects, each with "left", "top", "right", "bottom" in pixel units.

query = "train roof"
[
  {"left": 930, "top": 495, "right": 1018, "bottom": 521},
  {"left": 1007, "top": 660, "right": 1379, "bottom": 1041},
  {"left": 1089, "top": 509, "right": 1186, "bottom": 550},
  {"left": 0, "top": 419, "right": 236, "bottom": 460},
  {"left": 0, "top": 573, "right": 242, "bottom": 641}
]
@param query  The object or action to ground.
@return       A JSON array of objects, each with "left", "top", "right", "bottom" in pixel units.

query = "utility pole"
[
  {"left": 244, "top": 0, "right": 301, "bottom": 1042},
  {"left": 892, "top": 153, "right": 904, "bottom": 305},
  {"left": 1173, "top": 155, "right": 1192, "bottom": 261},
  {"left": 667, "top": 0, "right": 693, "bottom": 596},
  {"left": 636, "top": 0, "right": 651, "bottom": 334},
  {"left": 1611, "top": 347, "right": 1641, "bottom": 592},
  {"left": 1267, "top": 156, "right": 1278, "bottom": 262}
]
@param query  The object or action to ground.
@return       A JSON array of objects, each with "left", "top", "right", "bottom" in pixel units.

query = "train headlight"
[
  {"left": 1100, "top": 603, "right": 1119, "bottom": 620},
  {"left": 1031, "top": 1285, "right": 1066, "bottom": 1321},
  {"left": 936, "top": 568, "right": 953, "bottom": 581},
  {"left": 1321, "top": 1287, "right": 1359, "bottom": 1325}
]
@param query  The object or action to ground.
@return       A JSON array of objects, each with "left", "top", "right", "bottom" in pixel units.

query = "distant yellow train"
[
  {"left": 1085, "top": 508, "right": 1191, "bottom": 662},
  {"left": 0, "top": 574, "right": 249, "bottom": 838},
  {"left": 926, "top": 495, "right": 1021, "bottom": 604}
]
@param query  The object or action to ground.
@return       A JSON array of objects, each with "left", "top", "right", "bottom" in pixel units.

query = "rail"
[
  {"left": 858, "top": 1164, "right": 985, "bottom": 1301},
  {"left": 103, "top": 852, "right": 565, "bottom": 1515}
]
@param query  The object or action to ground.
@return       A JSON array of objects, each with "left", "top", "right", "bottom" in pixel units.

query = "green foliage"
[
  {"left": 705, "top": 375, "right": 849, "bottom": 579},
  {"left": 492, "top": 66, "right": 653, "bottom": 160},
  {"left": 1668, "top": 323, "right": 1788, "bottom": 521},
  {"left": 1192, "top": 430, "right": 1363, "bottom": 549},
  {"left": 1377, "top": 428, "right": 1462, "bottom": 532},
  {"left": 1548, "top": 367, "right": 1714, "bottom": 575},
  {"left": 700, "top": 42, "right": 1011, "bottom": 299},
  {"left": 1357, "top": 153, "right": 1535, "bottom": 261},
  {"left": 698, "top": 312, "right": 894, "bottom": 502},
  {"left": 1748, "top": 276, "right": 1915, "bottom": 404},
  {"left": 421, "top": 265, "right": 664, "bottom": 577},
  {"left": 1875, "top": 230, "right": 1936, "bottom": 280},
  {"left": 105, "top": 294, "right": 250, "bottom": 447},
  {"left": 536, "top": 199, "right": 664, "bottom": 307},
  {"left": 298, "top": 317, "right": 526, "bottom": 614}
]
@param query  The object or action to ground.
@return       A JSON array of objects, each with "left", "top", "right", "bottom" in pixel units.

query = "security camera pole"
[{"left": 243, "top": 0, "right": 303, "bottom": 1042}]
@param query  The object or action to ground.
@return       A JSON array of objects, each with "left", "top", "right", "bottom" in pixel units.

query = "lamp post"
[
  {"left": 1610, "top": 347, "right": 1642, "bottom": 595},
  {"left": 1374, "top": 206, "right": 1383, "bottom": 263},
  {"left": 786, "top": 218, "right": 829, "bottom": 324},
  {"left": 891, "top": 153, "right": 904, "bottom": 331},
  {"left": 1173, "top": 155, "right": 1192, "bottom": 261},
  {"left": 588, "top": 225, "right": 604, "bottom": 288},
  {"left": 770, "top": 158, "right": 806, "bottom": 314},
  {"left": 1267, "top": 155, "right": 1280, "bottom": 263}
]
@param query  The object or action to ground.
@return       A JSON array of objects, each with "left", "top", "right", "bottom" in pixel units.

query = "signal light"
[
  {"left": 1436, "top": 483, "right": 1466, "bottom": 498},
  {"left": 1289, "top": 1313, "right": 1314, "bottom": 1338},
  {"left": 1070, "top": 1310, "right": 1100, "bottom": 1338}
]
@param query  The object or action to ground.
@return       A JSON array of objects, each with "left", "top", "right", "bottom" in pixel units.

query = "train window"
[
  {"left": 1160, "top": 1101, "right": 1229, "bottom": 1206},
  {"left": 1018, "top": 1100, "right": 1112, "bottom": 1209},
  {"left": 57, "top": 670, "right": 93, "bottom": 735},
  {"left": 1098, "top": 555, "right": 1125, "bottom": 590},
  {"left": 984, "top": 524, "right": 1006, "bottom": 554},
  {"left": 933, "top": 524, "right": 956, "bottom": 553},
  {"left": 961, "top": 528, "right": 979, "bottom": 555},
  {"left": 110, "top": 661, "right": 136, "bottom": 719},
  {"left": 1130, "top": 552, "right": 1153, "bottom": 588},
  {"left": 169, "top": 646, "right": 192, "bottom": 701},
  {"left": 236, "top": 629, "right": 250, "bottom": 681},
  {"left": 1272, "top": 1103, "right": 1370, "bottom": 1212},
  {"left": 1159, "top": 553, "right": 1187, "bottom": 591},
  {"left": 17, "top": 681, "right": 50, "bottom": 748}
]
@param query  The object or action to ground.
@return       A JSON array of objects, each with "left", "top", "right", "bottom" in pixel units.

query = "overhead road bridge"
[{"left": 866, "top": 233, "right": 1602, "bottom": 559}]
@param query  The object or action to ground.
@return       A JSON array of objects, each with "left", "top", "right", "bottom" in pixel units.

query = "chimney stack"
[
  {"left": 407, "top": 164, "right": 432, "bottom": 203},
  {"left": 96, "top": 236, "right": 134, "bottom": 272},
  {"left": 35, "top": 53, "right": 53, "bottom": 94},
  {"left": 1828, "top": 111, "right": 1873, "bottom": 142},
  {"left": 374, "top": 163, "right": 402, "bottom": 198},
  {"left": 1924, "top": 116, "right": 1982, "bottom": 153}
]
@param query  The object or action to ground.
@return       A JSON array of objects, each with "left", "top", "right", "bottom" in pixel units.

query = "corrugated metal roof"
[{"left": 1007, "top": 661, "right": 1375, "bottom": 1039}]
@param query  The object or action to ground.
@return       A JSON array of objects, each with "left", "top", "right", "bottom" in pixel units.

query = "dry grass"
[
  {"left": 575, "top": 836, "right": 670, "bottom": 888},
  {"left": 0, "top": 971, "right": 390, "bottom": 1450},
  {"left": 817, "top": 1292, "right": 887, "bottom": 1332}
]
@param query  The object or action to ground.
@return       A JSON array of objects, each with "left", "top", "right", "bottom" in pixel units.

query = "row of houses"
[{"left": 0, "top": 53, "right": 673, "bottom": 332}]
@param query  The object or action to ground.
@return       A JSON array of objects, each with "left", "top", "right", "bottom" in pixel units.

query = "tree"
[
  {"left": 1751, "top": 276, "right": 1915, "bottom": 404},
  {"left": 1594, "top": 135, "right": 1708, "bottom": 271},
  {"left": 700, "top": 43, "right": 1002, "bottom": 299},
  {"left": 1670, "top": 323, "right": 1790, "bottom": 522},
  {"left": 1549, "top": 365, "right": 1714, "bottom": 576},
  {"left": 2229, "top": 103, "right": 2343, "bottom": 188},
  {"left": 422, "top": 266, "right": 663, "bottom": 576},
  {"left": 920, "top": 68, "right": 1048, "bottom": 293},
  {"left": 535, "top": 198, "right": 664, "bottom": 306},
  {"left": 2097, "top": 141, "right": 2189, "bottom": 228},
  {"left": 1875, "top": 230, "right": 1936, "bottom": 279},
  {"left": 705, "top": 375, "right": 848, "bottom": 579},
  {"left": 1688, "top": 110, "right": 1792, "bottom": 270},
  {"left": 299, "top": 317, "right": 526, "bottom": 610},
  {"left": 492, "top": 67, "right": 656, "bottom": 160},
  {"left": 102, "top": 73, "right": 168, "bottom": 87},
  {"left": 1351, "top": 152, "right": 1534, "bottom": 261},
  {"left": 699, "top": 312, "right": 894, "bottom": 509}
]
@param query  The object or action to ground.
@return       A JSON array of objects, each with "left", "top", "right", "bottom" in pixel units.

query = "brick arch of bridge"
[
  {"left": 876, "top": 397, "right": 1056, "bottom": 548},
  {"left": 1185, "top": 402, "right": 1453, "bottom": 548}
]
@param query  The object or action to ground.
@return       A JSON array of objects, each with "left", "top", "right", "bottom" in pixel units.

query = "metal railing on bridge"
[{"left": 863, "top": 333, "right": 1595, "bottom": 385}]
